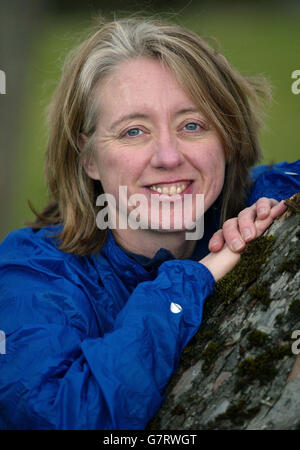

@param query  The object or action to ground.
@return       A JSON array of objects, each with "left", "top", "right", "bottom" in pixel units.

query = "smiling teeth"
[{"left": 150, "top": 183, "right": 189, "bottom": 195}]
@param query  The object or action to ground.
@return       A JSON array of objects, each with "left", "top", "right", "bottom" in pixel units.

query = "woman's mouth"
[{"left": 148, "top": 181, "right": 193, "bottom": 195}]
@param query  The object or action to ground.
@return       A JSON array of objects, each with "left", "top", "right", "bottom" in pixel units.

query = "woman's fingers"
[
  {"left": 255, "top": 197, "right": 274, "bottom": 219},
  {"left": 209, "top": 198, "right": 287, "bottom": 254},
  {"left": 270, "top": 199, "right": 287, "bottom": 219},
  {"left": 237, "top": 206, "right": 257, "bottom": 242},
  {"left": 222, "top": 217, "right": 247, "bottom": 252},
  {"left": 202, "top": 201, "right": 287, "bottom": 281},
  {"left": 208, "top": 229, "right": 225, "bottom": 252},
  {"left": 254, "top": 200, "right": 287, "bottom": 237},
  {"left": 236, "top": 198, "right": 278, "bottom": 242},
  {"left": 210, "top": 207, "right": 257, "bottom": 252}
]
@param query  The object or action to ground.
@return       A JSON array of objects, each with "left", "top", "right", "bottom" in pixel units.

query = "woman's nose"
[{"left": 150, "top": 134, "right": 184, "bottom": 169}]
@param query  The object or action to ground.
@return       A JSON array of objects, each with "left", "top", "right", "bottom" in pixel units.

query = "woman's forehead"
[{"left": 95, "top": 58, "right": 205, "bottom": 123}]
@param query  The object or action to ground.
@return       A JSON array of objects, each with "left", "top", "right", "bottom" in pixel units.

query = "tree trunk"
[{"left": 148, "top": 195, "right": 300, "bottom": 430}]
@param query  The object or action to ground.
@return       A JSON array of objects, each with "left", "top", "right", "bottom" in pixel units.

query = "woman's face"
[{"left": 85, "top": 57, "right": 225, "bottom": 232}]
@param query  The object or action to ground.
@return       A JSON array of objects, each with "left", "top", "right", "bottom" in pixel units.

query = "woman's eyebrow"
[
  {"left": 109, "top": 113, "right": 150, "bottom": 131},
  {"left": 109, "top": 108, "right": 202, "bottom": 131},
  {"left": 175, "top": 107, "right": 201, "bottom": 116}
]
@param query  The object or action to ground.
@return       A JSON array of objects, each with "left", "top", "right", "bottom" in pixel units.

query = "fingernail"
[
  {"left": 242, "top": 228, "right": 252, "bottom": 240},
  {"left": 231, "top": 239, "right": 244, "bottom": 251}
]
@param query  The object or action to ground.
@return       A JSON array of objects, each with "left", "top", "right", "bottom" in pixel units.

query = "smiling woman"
[
  {"left": 81, "top": 57, "right": 225, "bottom": 254},
  {"left": 31, "top": 17, "right": 274, "bottom": 257},
  {"left": 0, "top": 16, "right": 299, "bottom": 430}
]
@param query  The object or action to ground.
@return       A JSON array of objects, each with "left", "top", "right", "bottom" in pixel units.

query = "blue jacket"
[{"left": 0, "top": 160, "right": 299, "bottom": 430}]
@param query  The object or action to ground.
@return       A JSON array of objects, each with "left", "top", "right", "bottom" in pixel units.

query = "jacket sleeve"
[
  {"left": 248, "top": 159, "right": 300, "bottom": 205},
  {"left": 0, "top": 259, "right": 215, "bottom": 430}
]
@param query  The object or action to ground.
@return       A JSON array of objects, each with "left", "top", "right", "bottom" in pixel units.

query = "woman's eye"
[
  {"left": 125, "top": 128, "right": 143, "bottom": 137},
  {"left": 183, "top": 122, "right": 202, "bottom": 131}
]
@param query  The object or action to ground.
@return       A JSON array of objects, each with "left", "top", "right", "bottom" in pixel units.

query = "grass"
[{"left": 11, "top": 5, "right": 300, "bottom": 231}]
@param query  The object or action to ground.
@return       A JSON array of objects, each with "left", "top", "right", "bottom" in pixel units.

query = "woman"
[{"left": 0, "top": 17, "right": 299, "bottom": 430}]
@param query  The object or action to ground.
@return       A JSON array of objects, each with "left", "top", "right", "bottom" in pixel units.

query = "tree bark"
[{"left": 148, "top": 195, "right": 300, "bottom": 430}]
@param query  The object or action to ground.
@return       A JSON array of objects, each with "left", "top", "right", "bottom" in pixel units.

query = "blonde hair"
[{"left": 29, "top": 16, "right": 271, "bottom": 256}]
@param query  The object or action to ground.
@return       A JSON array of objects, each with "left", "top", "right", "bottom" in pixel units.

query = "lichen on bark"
[{"left": 148, "top": 196, "right": 300, "bottom": 430}]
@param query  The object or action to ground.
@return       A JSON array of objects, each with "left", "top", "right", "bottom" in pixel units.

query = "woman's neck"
[{"left": 111, "top": 227, "right": 197, "bottom": 260}]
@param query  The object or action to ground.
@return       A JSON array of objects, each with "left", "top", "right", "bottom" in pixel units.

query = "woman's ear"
[{"left": 78, "top": 133, "right": 100, "bottom": 180}]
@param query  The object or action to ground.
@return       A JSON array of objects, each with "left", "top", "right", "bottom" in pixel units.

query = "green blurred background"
[{"left": 0, "top": 0, "right": 299, "bottom": 241}]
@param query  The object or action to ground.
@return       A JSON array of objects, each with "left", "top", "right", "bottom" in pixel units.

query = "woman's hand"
[
  {"left": 208, "top": 198, "right": 287, "bottom": 253},
  {"left": 202, "top": 198, "right": 286, "bottom": 282}
]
